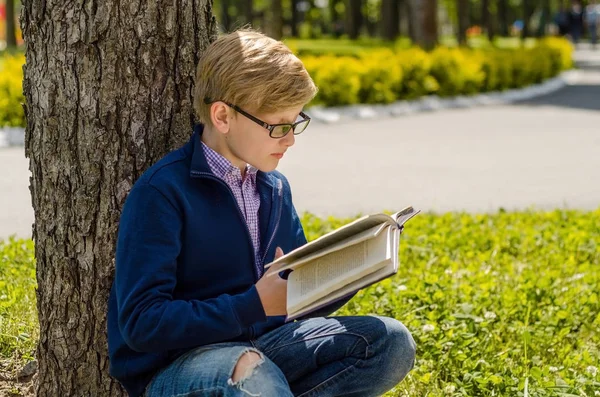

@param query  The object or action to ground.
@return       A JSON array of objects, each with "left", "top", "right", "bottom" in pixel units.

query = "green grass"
[
  {"left": 304, "top": 209, "right": 600, "bottom": 396},
  {"left": 0, "top": 238, "right": 37, "bottom": 369},
  {"left": 1, "top": 209, "right": 599, "bottom": 395}
]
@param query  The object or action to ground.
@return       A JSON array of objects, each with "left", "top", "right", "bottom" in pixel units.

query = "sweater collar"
[{"left": 188, "top": 124, "right": 277, "bottom": 189}]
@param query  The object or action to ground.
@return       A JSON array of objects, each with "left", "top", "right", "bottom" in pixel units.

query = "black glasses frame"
[{"left": 204, "top": 98, "right": 311, "bottom": 139}]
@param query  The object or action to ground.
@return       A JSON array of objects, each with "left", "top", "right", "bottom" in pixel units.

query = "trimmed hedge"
[
  {"left": 0, "top": 38, "right": 574, "bottom": 127},
  {"left": 303, "top": 37, "right": 573, "bottom": 107},
  {"left": 0, "top": 53, "right": 26, "bottom": 128}
]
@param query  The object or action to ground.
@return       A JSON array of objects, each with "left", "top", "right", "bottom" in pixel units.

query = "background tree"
[
  {"left": 266, "top": 0, "right": 284, "bottom": 39},
  {"left": 457, "top": 0, "right": 469, "bottom": 45},
  {"left": 381, "top": 0, "right": 400, "bottom": 41},
  {"left": 5, "top": 0, "right": 17, "bottom": 48},
  {"left": 20, "top": 0, "right": 216, "bottom": 395},
  {"left": 347, "top": 0, "right": 363, "bottom": 39}
]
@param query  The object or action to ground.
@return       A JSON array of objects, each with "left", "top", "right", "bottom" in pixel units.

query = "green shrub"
[
  {"left": 298, "top": 37, "right": 573, "bottom": 107},
  {"left": 429, "top": 47, "right": 486, "bottom": 97},
  {"left": 302, "top": 55, "right": 362, "bottom": 106},
  {"left": 395, "top": 47, "right": 438, "bottom": 99},
  {"left": 0, "top": 53, "right": 26, "bottom": 128},
  {"left": 358, "top": 49, "right": 404, "bottom": 104}
]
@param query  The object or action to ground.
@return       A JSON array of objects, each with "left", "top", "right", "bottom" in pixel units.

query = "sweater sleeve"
[{"left": 115, "top": 183, "right": 266, "bottom": 353}]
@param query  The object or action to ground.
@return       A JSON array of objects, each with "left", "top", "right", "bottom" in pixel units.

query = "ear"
[{"left": 209, "top": 102, "right": 231, "bottom": 135}]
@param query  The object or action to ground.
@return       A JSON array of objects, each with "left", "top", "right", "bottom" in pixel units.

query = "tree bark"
[
  {"left": 5, "top": 0, "right": 17, "bottom": 48},
  {"left": 347, "top": 0, "right": 362, "bottom": 39},
  {"left": 457, "top": 0, "right": 469, "bottom": 46},
  {"left": 20, "top": 0, "right": 216, "bottom": 395},
  {"left": 381, "top": 0, "right": 399, "bottom": 41}
]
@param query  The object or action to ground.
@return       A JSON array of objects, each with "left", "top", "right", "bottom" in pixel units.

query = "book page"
[
  {"left": 287, "top": 229, "right": 401, "bottom": 320},
  {"left": 287, "top": 226, "right": 393, "bottom": 314},
  {"left": 271, "top": 223, "right": 388, "bottom": 273},
  {"left": 265, "top": 213, "right": 397, "bottom": 270}
]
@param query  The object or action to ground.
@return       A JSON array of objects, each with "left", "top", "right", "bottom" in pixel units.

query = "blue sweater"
[{"left": 108, "top": 126, "right": 353, "bottom": 397}]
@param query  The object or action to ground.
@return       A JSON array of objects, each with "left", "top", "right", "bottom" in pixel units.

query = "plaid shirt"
[{"left": 201, "top": 142, "right": 263, "bottom": 277}]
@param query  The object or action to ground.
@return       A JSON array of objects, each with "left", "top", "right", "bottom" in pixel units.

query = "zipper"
[
  {"left": 261, "top": 179, "right": 283, "bottom": 266},
  {"left": 191, "top": 170, "right": 260, "bottom": 281}
]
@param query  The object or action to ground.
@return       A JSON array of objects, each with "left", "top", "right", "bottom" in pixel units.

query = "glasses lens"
[
  {"left": 293, "top": 119, "right": 310, "bottom": 135},
  {"left": 272, "top": 124, "right": 293, "bottom": 138}
]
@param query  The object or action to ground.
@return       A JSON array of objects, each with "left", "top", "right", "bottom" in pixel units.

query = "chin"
[{"left": 257, "top": 159, "right": 279, "bottom": 173}]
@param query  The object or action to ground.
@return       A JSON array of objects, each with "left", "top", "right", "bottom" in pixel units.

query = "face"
[{"left": 222, "top": 105, "right": 304, "bottom": 172}]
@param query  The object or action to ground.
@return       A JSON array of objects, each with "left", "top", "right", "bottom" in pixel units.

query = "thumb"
[
  {"left": 274, "top": 247, "right": 284, "bottom": 260},
  {"left": 264, "top": 247, "right": 286, "bottom": 275}
]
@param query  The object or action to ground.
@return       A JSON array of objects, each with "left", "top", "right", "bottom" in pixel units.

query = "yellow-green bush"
[
  {"left": 395, "top": 47, "right": 438, "bottom": 99},
  {"left": 299, "top": 38, "right": 574, "bottom": 107},
  {"left": 302, "top": 55, "right": 362, "bottom": 106},
  {"left": 0, "top": 53, "right": 26, "bottom": 128},
  {"left": 357, "top": 49, "right": 404, "bottom": 104},
  {"left": 429, "top": 47, "right": 486, "bottom": 97}
]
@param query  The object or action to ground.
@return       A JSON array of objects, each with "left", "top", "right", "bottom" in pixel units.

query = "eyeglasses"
[{"left": 204, "top": 99, "right": 311, "bottom": 139}]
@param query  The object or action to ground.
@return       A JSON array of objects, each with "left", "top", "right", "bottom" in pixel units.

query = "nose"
[{"left": 282, "top": 130, "right": 295, "bottom": 148}]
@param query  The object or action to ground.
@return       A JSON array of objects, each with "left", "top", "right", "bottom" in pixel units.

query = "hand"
[{"left": 255, "top": 247, "right": 288, "bottom": 316}]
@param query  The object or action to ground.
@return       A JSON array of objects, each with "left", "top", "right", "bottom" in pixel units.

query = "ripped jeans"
[{"left": 144, "top": 315, "right": 416, "bottom": 397}]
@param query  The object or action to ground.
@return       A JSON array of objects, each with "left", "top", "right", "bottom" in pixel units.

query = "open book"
[{"left": 265, "top": 206, "right": 420, "bottom": 321}]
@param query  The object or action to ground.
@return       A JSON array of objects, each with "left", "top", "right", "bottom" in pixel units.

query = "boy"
[{"left": 107, "top": 30, "right": 416, "bottom": 397}]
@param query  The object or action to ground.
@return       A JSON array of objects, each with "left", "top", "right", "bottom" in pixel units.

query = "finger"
[{"left": 274, "top": 247, "right": 284, "bottom": 259}]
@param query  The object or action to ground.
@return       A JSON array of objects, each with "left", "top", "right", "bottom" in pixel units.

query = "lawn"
[{"left": 1, "top": 209, "right": 599, "bottom": 396}]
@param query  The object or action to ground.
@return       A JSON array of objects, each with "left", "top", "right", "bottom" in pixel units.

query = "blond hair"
[{"left": 193, "top": 30, "right": 317, "bottom": 126}]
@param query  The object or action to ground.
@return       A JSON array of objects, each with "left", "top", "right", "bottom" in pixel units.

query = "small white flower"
[
  {"left": 444, "top": 384, "right": 456, "bottom": 394},
  {"left": 422, "top": 324, "right": 435, "bottom": 333},
  {"left": 549, "top": 366, "right": 559, "bottom": 373},
  {"left": 445, "top": 268, "right": 453, "bottom": 275},
  {"left": 484, "top": 311, "right": 497, "bottom": 320},
  {"left": 586, "top": 365, "right": 598, "bottom": 377},
  {"left": 396, "top": 285, "right": 407, "bottom": 291}
]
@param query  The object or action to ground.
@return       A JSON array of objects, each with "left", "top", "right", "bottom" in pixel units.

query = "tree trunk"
[
  {"left": 347, "top": 0, "right": 362, "bottom": 39},
  {"left": 291, "top": 0, "right": 300, "bottom": 36},
  {"left": 221, "top": 0, "right": 232, "bottom": 31},
  {"left": 381, "top": 0, "right": 399, "bottom": 41},
  {"left": 266, "top": 0, "right": 283, "bottom": 39},
  {"left": 457, "top": 0, "right": 469, "bottom": 46},
  {"left": 20, "top": 0, "right": 216, "bottom": 395},
  {"left": 521, "top": 0, "right": 531, "bottom": 39},
  {"left": 244, "top": 0, "right": 254, "bottom": 25},
  {"left": 481, "top": 0, "right": 489, "bottom": 39},
  {"left": 6, "top": 0, "right": 17, "bottom": 48},
  {"left": 411, "top": 0, "right": 437, "bottom": 49},
  {"left": 498, "top": 0, "right": 508, "bottom": 36},
  {"left": 487, "top": 0, "right": 495, "bottom": 42}
]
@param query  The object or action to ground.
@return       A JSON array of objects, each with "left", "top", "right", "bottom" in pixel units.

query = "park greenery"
[
  {"left": 0, "top": 36, "right": 573, "bottom": 128},
  {"left": 2, "top": 209, "right": 599, "bottom": 396}
]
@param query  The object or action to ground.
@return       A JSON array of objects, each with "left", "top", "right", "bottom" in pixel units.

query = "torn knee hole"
[{"left": 230, "top": 351, "right": 263, "bottom": 384}]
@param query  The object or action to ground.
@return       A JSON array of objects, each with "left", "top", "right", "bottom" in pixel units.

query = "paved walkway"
[{"left": 1, "top": 47, "right": 599, "bottom": 239}]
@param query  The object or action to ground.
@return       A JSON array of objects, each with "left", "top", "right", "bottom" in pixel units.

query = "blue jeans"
[{"left": 144, "top": 316, "right": 416, "bottom": 396}]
